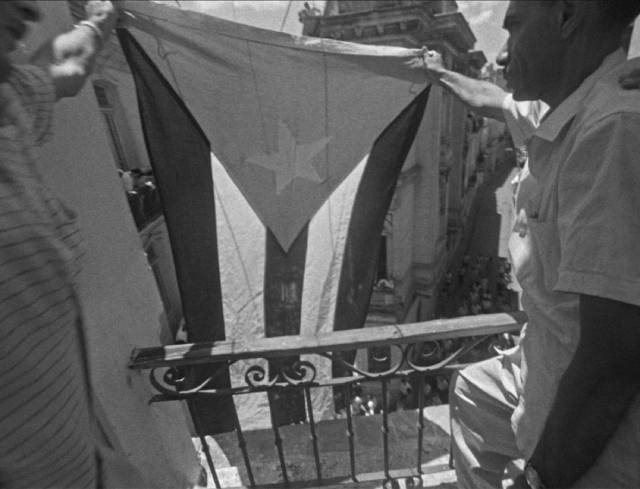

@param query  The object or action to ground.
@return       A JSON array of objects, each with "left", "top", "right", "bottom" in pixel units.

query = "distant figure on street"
[
  {"left": 365, "top": 394, "right": 378, "bottom": 416},
  {"left": 423, "top": 381, "right": 442, "bottom": 407},
  {"left": 350, "top": 393, "right": 366, "bottom": 416},
  {"left": 398, "top": 376, "right": 412, "bottom": 410}
]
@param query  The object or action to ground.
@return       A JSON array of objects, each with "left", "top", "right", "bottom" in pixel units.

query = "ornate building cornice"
[{"left": 302, "top": 0, "right": 477, "bottom": 58}]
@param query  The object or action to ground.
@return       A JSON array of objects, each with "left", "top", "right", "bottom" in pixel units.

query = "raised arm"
[
  {"left": 30, "top": 0, "right": 119, "bottom": 99},
  {"left": 421, "top": 49, "right": 507, "bottom": 122}
]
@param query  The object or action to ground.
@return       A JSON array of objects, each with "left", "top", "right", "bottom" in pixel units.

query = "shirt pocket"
[
  {"left": 527, "top": 216, "right": 561, "bottom": 294},
  {"left": 524, "top": 183, "right": 552, "bottom": 223},
  {"left": 520, "top": 183, "right": 561, "bottom": 293}
]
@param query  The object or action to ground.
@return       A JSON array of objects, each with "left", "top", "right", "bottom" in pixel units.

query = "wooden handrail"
[{"left": 129, "top": 311, "right": 526, "bottom": 370}]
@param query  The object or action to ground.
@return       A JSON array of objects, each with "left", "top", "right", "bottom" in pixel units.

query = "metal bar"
[
  {"left": 381, "top": 379, "right": 391, "bottom": 483},
  {"left": 129, "top": 312, "right": 526, "bottom": 369},
  {"left": 416, "top": 373, "right": 426, "bottom": 474},
  {"left": 304, "top": 386, "right": 322, "bottom": 483},
  {"left": 199, "top": 432, "right": 220, "bottom": 489},
  {"left": 279, "top": 0, "right": 293, "bottom": 31},
  {"left": 231, "top": 401, "right": 256, "bottom": 487},
  {"left": 345, "top": 383, "right": 358, "bottom": 482},
  {"left": 268, "top": 391, "right": 289, "bottom": 486},
  {"left": 190, "top": 403, "right": 221, "bottom": 489}
]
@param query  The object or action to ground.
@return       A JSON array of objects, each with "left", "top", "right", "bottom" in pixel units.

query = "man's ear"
[{"left": 557, "top": 0, "right": 583, "bottom": 39}]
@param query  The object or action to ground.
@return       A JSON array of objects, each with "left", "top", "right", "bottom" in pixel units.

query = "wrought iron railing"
[{"left": 129, "top": 312, "right": 526, "bottom": 488}]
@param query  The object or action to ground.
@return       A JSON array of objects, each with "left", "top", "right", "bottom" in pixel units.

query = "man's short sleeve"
[
  {"left": 9, "top": 65, "right": 55, "bottom": 144},
  {"left": 502, "top": 94, "right": 546, "bottom": 147},
  {"left": 556, "top": 113, "right": 640, "bottom": 307}
]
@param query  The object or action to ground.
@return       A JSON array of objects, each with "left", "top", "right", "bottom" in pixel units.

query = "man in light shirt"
[{"left": 418, "top": 1, "right": 640, "bottom": 487}]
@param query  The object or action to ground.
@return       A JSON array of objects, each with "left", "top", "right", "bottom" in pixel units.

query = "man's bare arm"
[
  {"left": 30, "top": 0, "right": 119, "bottom": 99},
  {"left": 527, "top": 295, "right": 640, "bottom": 488},
  {"left": 410, "top": 49, "right": 508, "bottom": 121},
  {"left": 411, "top": 51, "right": 640, "bottom": 127},
  {"left": 433, "top": 69, "right": 507, "bottom": 121}
]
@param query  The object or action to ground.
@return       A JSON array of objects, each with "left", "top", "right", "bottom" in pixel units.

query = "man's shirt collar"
[{"left": 533, "top": 49, "right": 627, "bottom": 142}]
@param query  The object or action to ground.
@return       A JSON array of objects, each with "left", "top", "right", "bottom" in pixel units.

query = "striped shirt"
[{"left": 0, "top": 66, "right": 96, "bottom": 488}]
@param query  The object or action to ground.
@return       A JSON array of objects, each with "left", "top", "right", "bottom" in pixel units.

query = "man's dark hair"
[{"left": 599, "top": 0, "right": 640, "bottom": 28}]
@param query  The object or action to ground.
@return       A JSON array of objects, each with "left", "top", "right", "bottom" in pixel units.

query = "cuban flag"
[{"left": 119, "top": 1, "right": 430, "bottom": 434}]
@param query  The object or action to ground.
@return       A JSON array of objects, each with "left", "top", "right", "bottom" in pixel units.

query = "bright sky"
[
  {"left": 165, "top": 1, "right": 509, "bottom": 65},
  {"left": 457, "top": 1, "right": 508, "bottom": 63}
]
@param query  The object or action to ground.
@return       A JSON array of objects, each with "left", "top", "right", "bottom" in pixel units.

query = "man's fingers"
[{"left": 404, "top": 57, "right": 425, "bottom": 69}]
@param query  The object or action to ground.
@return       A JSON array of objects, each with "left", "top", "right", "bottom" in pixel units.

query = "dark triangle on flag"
[
  {"left": 118, "top": 29, "right": 235, "bottom": 434},
  {"left": 332, "top": 87, "right": 431, "bottom": 381},
  {"left": 264, "top": 226, "right": 308, "bottom": 426}
]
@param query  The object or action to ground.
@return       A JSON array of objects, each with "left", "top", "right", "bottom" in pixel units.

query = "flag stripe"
[
  {"left": 332, "top": 87, "right": 430, "bottom": 377},
  {"left": 264, "top": 226, "right": 308, "bottom": 338},
  {"left": 264, "top": 227, "right": 308, "bottom": 425},
  {"left": 118, "top": 29, "right": 235, "bottom": 434},
  {"left": 211, "top": 155, "right": 271, "bottom": 430},
  {"left": 118, "top": 29, "right": 221, "bottom": 338}
]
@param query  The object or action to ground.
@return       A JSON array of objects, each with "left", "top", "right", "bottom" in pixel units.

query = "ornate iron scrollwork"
[
  {"left": 405, "top": 341, "right": 441, "bottom": 368},
  {"left": 319, "top": 343, "right": 407, "bottom": 379},
  {"left": 148, "top": 366, "right": 209, "bottom": 397},
  {"left": 279, "top": 360, "right": 317, "bottom": 385},
  {"left": 148, "top": 363, "right": 235, "bottom": 398},
  {"left": 243, "top": 359, "right": 318, "bottom": 388},
  {"left": 244, "top": 363, "right": 278, "bottom": 388},
  {"left": 146, "top": 333, "right": 511, "bottom": 400}
]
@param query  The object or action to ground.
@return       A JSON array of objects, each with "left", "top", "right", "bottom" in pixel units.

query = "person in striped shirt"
[{"left": 0, "top": 2, "right": 125, "bottom": 488}]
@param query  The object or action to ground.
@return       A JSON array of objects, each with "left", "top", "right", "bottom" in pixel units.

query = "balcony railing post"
[
  {"left": 344, "top": 382, "right": 358, "bottom": 482},
  {"left": 231, "top": 400, "right": 256, "bottom": 487},
  {"left": 416, "top": 372, "right": 426, "bottom": 474},
  {"left": 381, "top": 378, "right": 391, "bottom": 483},
  {"left": 303, "top": 385, "right": 322, "bottom": 483},
  {"left": 268, "top": 390, "right": 290, "bottom": 486},
  {"left": 189, "top": 403, "right": 221, "bottom": 489}
]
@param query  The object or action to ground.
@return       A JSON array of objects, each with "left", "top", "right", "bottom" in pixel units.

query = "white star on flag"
[{"left": 247, "top": 121, "right": 331, "bottom": 194}]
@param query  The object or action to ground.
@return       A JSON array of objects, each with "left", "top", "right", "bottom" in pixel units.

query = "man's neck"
[{"left": 542, "top": 37, "right": 621, "bottom": 111}]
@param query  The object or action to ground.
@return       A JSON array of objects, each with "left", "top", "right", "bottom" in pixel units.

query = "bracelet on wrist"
[{"left": 75, "top": 20, "right": 104, "bottom": 46}]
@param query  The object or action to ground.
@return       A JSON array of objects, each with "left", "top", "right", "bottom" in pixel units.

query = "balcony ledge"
[{"left": 130, "top": 312, "right": 526, "bottom": 370}]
